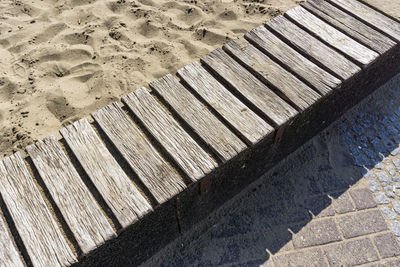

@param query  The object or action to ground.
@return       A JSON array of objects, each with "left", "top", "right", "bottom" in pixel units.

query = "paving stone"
[
  {"left": 393, "top": 158, "right": 400, "bottom": 169},
  {"left": 319, "top": 173, "right": 349, "bottom": 193},
  {"left": 364, "top": 259, "right": 400, "bottom": 267},
  {"left": 384, "top": 185, "right": 396, "bottom": 198},
  {"left": 284, "top": 203, "right": 312, "bottom": 225},
  {"left": 393, "top": 201, "right": 400, "bottom": 214},
  {"left": 213, "top": 209, "right": 256, "bottom": 239},
  {"left": 337, "top": 210, "right": 388, "bottom": 238},
  {"left": 374, "top": 232, "right": 400, "bottom": 259},
  {"left": 273, "top": 248, "right": 327, "bottom": 267},
  {"left": 324, "top": 238, "right": 379, "bottom": 267},
  {"left": 303, "top": 195, "right": 334, "bottom": 218},
  {"left": 391, "top": 147, "right": 400, "bottom": 156},
  {"left": 331, "top": 192, "right": 355, "bottom": 214},
  {"left": 353, "top": 152, "right": 370, "bottom": 167},
  {"left": 341, "top": 131, "right": 354, "bottom": 146},
  {"left": 368, "top": 180, "right": 381, "bottom": 192},
  {"left": 349, "top": 188, "right": 377, "bottom": 210},
  {"left": 292, "top": 218, "right": 341, "bottom": 248},
  {"left": 388, "top": 165, "right": 397, "bottom": 176},
  {"left": 364, "top": 169, "right": 376, "bottom": 179},
  {"left": 380, "top": 207, "right": 397, "bottom": 220},
  {"left": 393, "top": 176, "right": 400, "bottom": 182},
  {"left": 377, "top": 172, "right": 391, "bottom": 186},
  {"left": 376, "top": 163, "right": 385, "bottom": 170},
  {"left": 257, "top": 201, "right": 309, "bottom": 227},
  {"left": 371, "top": 139, "right": 387, "bottom": 153},
  {"left": 289, "top": 175, "right": 322, "bottom": 196},
  {"left": 260, "top": 259, "right": 275, "bottom": 267},
  {"left": 391, "top": 221, "right": 400, "bottom": 237},
  {"left": 375, "top": 192, "right": 390, "bottom": 205}
]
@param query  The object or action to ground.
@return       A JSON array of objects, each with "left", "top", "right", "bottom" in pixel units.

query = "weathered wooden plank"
[
  {"left": 223, "top": 37, "right": 322, "bottom": 111},
  {"left": 0, "top": 209, "right": 25, "bottom": 267},
  {"left": 245, "top": 26, "right": 341, "bottom": 95},
  {"left": 26, "top": 136, "right": 116, "bottom": 255},
  {"left": 149, "top": 74, "right": 246, "bottom": 162},
  {"left": 285, "top": 6, "right": 379, "bottom": 66},
  {"left": 303, "top": 0, "right": 396, "bottom": 55},
  {"left": 201, "top": 48, "right": 298, "bottom": 125},
  {"left": 267, "top": 15, "right": 361, "bottom": 80},
  {"left": 122, "top": 88, "right": 218, "bottom": 181},
  {"left": 92, "top": 103, "right": 186, "bottom": 204},
  {"left": 0, "top": 152, "right": 76, "bottom": 267},
  {"left": 60, "top": 118, "right": 153, "bottom": 229},
  {"left": 177, "top": 61, "right": 274, "bottom": 145},
  {"left": 329, "top": 0, "right": 400, "bottom": 42}
]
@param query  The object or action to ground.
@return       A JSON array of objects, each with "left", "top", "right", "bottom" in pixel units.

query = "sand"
[
  {"left": 364, "top": 0, "right": 400, "bottom": 20},
  {"left": 0, "top": 0, "right": 399, "bottom": 156},
  {"left": 0, "top": 0, "right": 302, "bottom": 156}
]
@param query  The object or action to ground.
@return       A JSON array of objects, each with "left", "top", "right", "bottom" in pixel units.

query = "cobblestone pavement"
[{"left": 142, "top": 75, "right": 400, "bottom": 267}]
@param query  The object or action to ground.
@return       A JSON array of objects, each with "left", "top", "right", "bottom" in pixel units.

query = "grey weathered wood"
[
  {"left": 0, "top": 152, "right": 76, "bottom": 267},
  {"left": 285, "top": 6, "right": 379, "bottom": 66},
  {"left": 303, "top": 0, "right": 396, "bottom": 55},
  {"left": 245, "top": 26, "right": 341, "bottom": 95},
  {"left": 0, "top": 210, "right": 25, "bottom": 267},
  {"left": 177, "top": 61, "right": 274, "bottom": 145},
  {"left": 201, "top": 48, "right": 298, "bottom": 125},
  {"left": 267, "top": 15, "right": 361, "bottom": 80},
  {"left": 92, "top": 102, "right": 186, "bottom": 204},
  {"left": 149, "top": 74, "right": 246, "bottom": 162},
  {"left": 60, "top": 118, "right": 153, "bottom": 229},
  {"left": 329, "top": 0, "right": 400, "bottom": 42},
  {"left": 223, "top": 37, "right": 322, "bottom": 111},
  {"left": 122, "top": 88, "right": 218, "bottom": 181},
  {"left": 26, "top": 136, "right": 116, "bottom": 255}
]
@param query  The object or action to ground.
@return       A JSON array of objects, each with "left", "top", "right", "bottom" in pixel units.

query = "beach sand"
[
  {"left": 0, "top": 0, "right": 303, "bottom": 156},
  {"left": 0, "top": 0, "right": 398, "bottom": 156}
]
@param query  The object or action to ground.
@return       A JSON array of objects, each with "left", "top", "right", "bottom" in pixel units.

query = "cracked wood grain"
[
  {"left": 303, "top": 0, "right": 396, "bottom": 55},
  {"left": 267, "top": 15, "right": 361, "bottom": 80},
  {"left": 201, "top": 48, "right": 298, "bottom": 126},
  {"left": 0, "top": 209, "right": 25, "bottom": 267},
  {"left": 0, "top": 152, "right": 77, "bottom": 267},
  {"left": 150, "top": 74, "right": 246, "bottom": 163},
  {"left": 285, "top": 6, "right": 379, "bottom": 66},
  {"left": 122, "top": 87, "right": 218, "bottom": 181},
  {"left": 92, "top": 103, "right": 186, "bottom": 204},
  {"left": 245, "top": 26, "right": 341, "bottom": 95},
  {"left": 60, "top": 118, "right": 153, "bottom": 229},
  {"left": 223, "top": 37, "right": 322, "bottom": 111},
  {"left": 178, "top": 61, "right": 274, "bottom": 145},
  {"left": 329, "top": 0, "right": 400, "bottom": 42},
  {"left": 26, "top": 136, "right": 116, "bottom": 255}
]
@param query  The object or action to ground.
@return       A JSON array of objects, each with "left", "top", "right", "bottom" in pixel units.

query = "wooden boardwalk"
[{"left": 0, "top": 0, "right": 399, "bottom": 266}]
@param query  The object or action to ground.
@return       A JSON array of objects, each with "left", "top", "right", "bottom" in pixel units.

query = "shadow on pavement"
[{"left": 139, "top": 74, "right": 400, "bottom": 266}]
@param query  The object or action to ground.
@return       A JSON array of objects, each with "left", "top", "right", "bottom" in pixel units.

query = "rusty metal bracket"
[
  {"left": 199, "top": 176, "right": 211, "bottom": 195},
  {"left": 274, "top": 125, "right": 286, "bottom": 144}
]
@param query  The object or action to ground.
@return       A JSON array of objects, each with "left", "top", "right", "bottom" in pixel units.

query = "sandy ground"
[
  {"left": 364, "top": 0, "right": 400, "bottom": 20},
  {"left": 0, "top": 0, "right": 303, "bottom": 156}
]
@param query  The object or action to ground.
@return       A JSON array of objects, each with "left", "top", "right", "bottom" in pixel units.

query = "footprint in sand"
[
  {"left": 65, "top": 62, "right": 102, "bottom": 82},
  {"left": 12, "top": 63, "right": 26, "bottom": 78},
  {"left": 0, "top": 78, "right": 16, "bottom": 101},
  {"left": 46, "top": 94, "right": 76, "bottom": 122}
]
